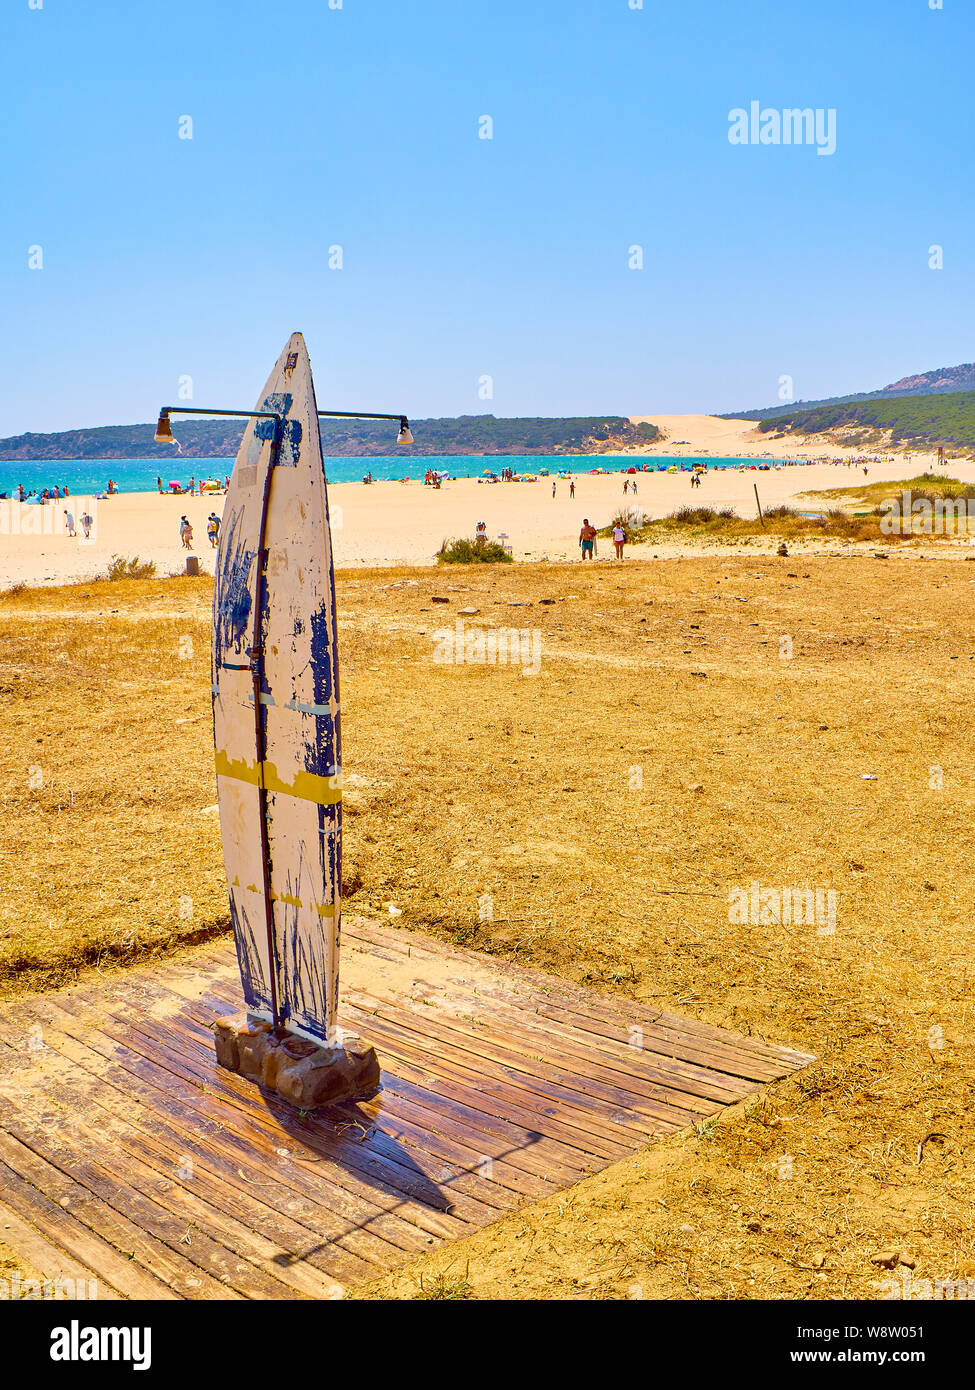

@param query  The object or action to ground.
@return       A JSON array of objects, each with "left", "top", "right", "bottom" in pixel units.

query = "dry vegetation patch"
[{"left": 1, "top": 556, "right": 973, "bottom": 1299}]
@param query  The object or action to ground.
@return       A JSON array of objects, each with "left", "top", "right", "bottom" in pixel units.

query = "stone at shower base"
[{"left": 212, "top": 1013, "right": 381, "bottom": 1108}]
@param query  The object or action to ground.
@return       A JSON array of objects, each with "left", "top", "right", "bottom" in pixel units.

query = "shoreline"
[
  {"left": 0, "top": 449, "right": 891, "bottom": 499},
  {"left": 2, "top": 407, "right": 957, "bottom": 496},
  {"left": 1, "top": 446, "right": 971, "bottom": 586}
]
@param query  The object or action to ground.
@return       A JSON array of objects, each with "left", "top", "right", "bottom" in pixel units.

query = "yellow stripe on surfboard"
[
  {"left": 215, "top": 750, "right": 342, "bottom": 805},
  {"left": 230, "top": 877, "right": 338, "bottom": 916}
]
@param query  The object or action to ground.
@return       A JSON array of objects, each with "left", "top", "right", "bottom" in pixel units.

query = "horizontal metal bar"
[
  {"left": 317, "top": 410, "right": 408, "bottom": 423},
  {"left": 160, "top": 407, "right": 280, "bottom": 420}
]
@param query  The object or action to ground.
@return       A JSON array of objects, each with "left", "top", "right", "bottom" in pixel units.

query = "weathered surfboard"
[{"left": 211, "top": 333, "right": 342, "bottom": 1045}]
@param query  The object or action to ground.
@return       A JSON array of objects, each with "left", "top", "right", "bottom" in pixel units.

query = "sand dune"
[{"left": 629, "top": 412, "right": 823, "bottom": 456}]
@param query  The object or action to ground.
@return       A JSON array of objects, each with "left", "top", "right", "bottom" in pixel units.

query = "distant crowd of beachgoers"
[
  {"left": 2, "top": 480, "right": 122, "bottom": 503},
  {"left": 156, "top": 475, "right": 231, "bottom": 496},
  {"left": 0, "top": 453, "right": 899, "bottom": 502}
]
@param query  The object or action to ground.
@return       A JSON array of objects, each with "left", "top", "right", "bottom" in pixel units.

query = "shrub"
[
  {"left": 105, "top": 555, "right": 156, "bottom": 580},
  {"left": 669, "top": 505, "right": 737, "bottom": 525},
  {"left": 597, "top": 506, "right": 652, "bottom": 541},
  {"left": 436, "top": 536, "right": 512, "bottom": 564}
]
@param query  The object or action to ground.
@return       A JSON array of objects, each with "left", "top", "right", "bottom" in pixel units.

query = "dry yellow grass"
[{"left": 1, "top": 554, "right": 973, "bottom": 1299}]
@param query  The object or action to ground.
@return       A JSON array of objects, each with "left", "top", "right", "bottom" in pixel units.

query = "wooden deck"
[{"left": 0, "top": 917, "right": 813, "bottom": 1298}]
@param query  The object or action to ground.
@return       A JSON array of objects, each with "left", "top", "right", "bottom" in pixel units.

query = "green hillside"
[
  {"left": 757, "top": 390, "right": 975, "bottom": 449},
  {"left": 0, "top": 415, "right": 660, "bottom": 462},
  {"left": 725, "top": 363, "right": 975, "bottom": 422}
]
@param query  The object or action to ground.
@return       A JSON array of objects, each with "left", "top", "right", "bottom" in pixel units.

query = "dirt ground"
[{"left": 0, "top": 549, "right": 973, "bottom": 1299}]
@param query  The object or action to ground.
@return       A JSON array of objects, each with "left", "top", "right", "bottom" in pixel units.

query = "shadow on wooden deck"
[{"left": 0, "top": 916, "right": 813, "bottom": 1298}]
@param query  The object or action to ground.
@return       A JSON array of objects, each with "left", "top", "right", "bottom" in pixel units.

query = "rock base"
[{"left": 212, "top": 1013, "right": 381, "bottom": 1109}]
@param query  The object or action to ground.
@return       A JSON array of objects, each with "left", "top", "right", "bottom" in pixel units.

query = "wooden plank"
[
  {"left": 167, "top": 966, "right": 644, "bottom": 1158},
  {"left": 361, "top": 1074, "right": 590, "bottom": 1184},
  {"left": 65, "top": 967, "right": 550, "bottom": 1217},
  {"left": 377, "top": 981, "right": 756, "bottom": 1107},
  {"left": 3, "top": 996, "right": 471, "bottom": 1247},
  {"left": 0, "top": 1115, "right": 289, "bottom": 1301},
  {"left": 0, "top": 1046, "right": 369, "bottom": 1295},
  {"left": 193, "top": 967, "right": 658, "bottom": 1150},
  {"left": 336, "top": 1007, "right": 640, "bottom": 1159},
  {"left": 0, "top": 1198, "right": 123, "bottom": 1299},
  {"left": 345, "top": 917, "right": 812, "bottom": 1070},
  {"left": 0, "top": 915, "right": 814, "bottom": 1297},
  {"left": 344, "top": 949, "right": 763, "bottom": 1102},
  {"left": 0, "top": 1003, "right": 462, "bottom": 1266},
  {"left": 345, "top": 987, "right": 713, "bottom": 1127},
  {"left": 146, "top": 979, "right": 601, "bottom": 1185},
  {"left": 98, "top": 978, "right": 589, "bottom": 1206},
  {"left": 0, "top": 1142, "right": 195, "bottom": 1300},
  {"left": 93, "top": 1008, "right": 515, "bottom": 1224}
]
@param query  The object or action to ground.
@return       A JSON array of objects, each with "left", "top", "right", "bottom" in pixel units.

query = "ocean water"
[{"left": 0, "top": 453, "right": 813, "bottom": 498}]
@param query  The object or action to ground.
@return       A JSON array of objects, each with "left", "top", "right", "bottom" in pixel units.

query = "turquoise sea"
[{"left": 0, "top": 453, "right": 810, "bottom": 498}]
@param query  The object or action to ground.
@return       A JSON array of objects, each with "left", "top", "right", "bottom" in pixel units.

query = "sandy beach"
[{"left": 0, "top": 415, "right": 965, "bottom": 586}]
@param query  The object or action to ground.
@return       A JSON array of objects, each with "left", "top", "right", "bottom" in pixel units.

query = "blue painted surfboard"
[{"left": 211, "top": 333, "right": 342, "bottom": 1044}]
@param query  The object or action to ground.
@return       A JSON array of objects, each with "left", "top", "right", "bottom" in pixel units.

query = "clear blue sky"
[{"left": 2, "top": 0, "right": 971, "bottom": 434}]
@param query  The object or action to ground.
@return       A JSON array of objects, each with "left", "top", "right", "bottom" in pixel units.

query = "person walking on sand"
[
  {"left": 552, "top": 481, "right": 557, "bottom": 498},
  {"left": 569, "top": 479, "right": 575, "bottom": 498},
  {"left": 180, "top": 515, "right": 193, "bottom": 549},
  {"left": 631, "top": 479, "right": 638, "bottom": 495},
  {"left": 623, "top": 479, "right": 629, "bottom": 495},
  {"left": 80, "top": 509, "right": 92, "bottom": 539},
  {"left": 579, "top": 518, "right": 597, "bottom": 561},
  {"left": 612, "top": 521, "right": 626, "bottom": 559},
  {"left": 63, "top": 509, "right": 75, "bottom": 538},
  {"left": 207, "top": 513, "right": 220, "bottom": 548}
]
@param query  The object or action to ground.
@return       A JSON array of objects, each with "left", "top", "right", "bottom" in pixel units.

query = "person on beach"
[
  {"left": 207, "top": 513, "right": 220, "bottom": 548},
  {"left": 180, "top": 516, "right": 193, "bottom": 549},
  {"left": 569, "top": 479, "right": 575, "bottom": 498},
  {"left": 552, "top": 481, "right": 556, "bottom": 498},
  {"left": 579, "top": 519, "right": 597, "bottom": 560},
  {"left": 80, "top": 510, "right": 92, "bottom": 539},
  {"left": 157, "top": 476, "right": 162, "bottom": 493},
  {"left": 623, "top": 479, "right": 629, "bottom": 494},
  {"left": 63, "top": 509, "right": 75, "bottom": 538},
  {"left": 631, "top": 480, "right": 638, "bottom": 495},
  {"left": 612, "top": 522, "right": 626, "bottom": 559}
]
